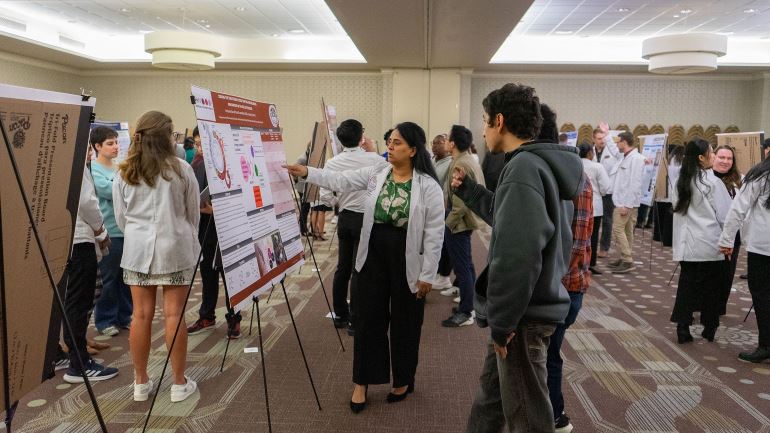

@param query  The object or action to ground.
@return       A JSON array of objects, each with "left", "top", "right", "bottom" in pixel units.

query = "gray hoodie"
[{"left": 454, "top": 141, "right": 584, "bottom": 345}]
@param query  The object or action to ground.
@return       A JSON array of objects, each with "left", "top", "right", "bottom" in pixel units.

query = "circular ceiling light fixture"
[
  {"left": 642, "top": 33, "right": 727, "bottom": 74},
  {"left": 144, "top": 31, "right": 222, "bottom": 70}
]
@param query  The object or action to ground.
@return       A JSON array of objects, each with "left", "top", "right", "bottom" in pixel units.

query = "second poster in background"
[{"left": 191, "top": 85, "right": 304, "bottom": 312}]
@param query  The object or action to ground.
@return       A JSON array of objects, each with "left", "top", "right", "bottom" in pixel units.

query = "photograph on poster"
[{"left": 255, "top": 231, "right": 285, "bottom": 275}]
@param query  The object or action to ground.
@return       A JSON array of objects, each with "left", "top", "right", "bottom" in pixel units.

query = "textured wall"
[
  {"left": 471, "top": 73, "right": 758, "bottom": 151},
  {"left": 0, "top": 53, "right": 80, "bottom": 94},
  {"left": 81, "top": 71, "right": 384, "bottom": 161}
]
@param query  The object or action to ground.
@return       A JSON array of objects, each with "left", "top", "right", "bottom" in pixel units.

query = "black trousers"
[
  {"left": 671, "top": 260, "right": 727, "bottom": 329},
  {"left": 748, "top": 252, "right": 770, "bottom": 346},
  {"left": 437, "top": 239, "right": 453, "bottom": 277},
  {"left": 719, "top": 231, "right": 741, "bottom": 315},
  {"left": 298, "top": 192, "right": 311, "bottom": 235},
  {"left": 654, "top": 202, "right": 674, "bottom": 246},
  {"left": 352, "top": 224, "right": 425, "bottom": 387},
  {"left": 590, "top": 216, "right": 602, "bottom": 267},
  {"left": 198, "top": 215, "right": 240, "bottom": 321},
  {"left": 332, "top": 210, "right": 363, "bottom": 320},
  {"left": 64, "top": 243, "right": 98, "bottom": 368}
]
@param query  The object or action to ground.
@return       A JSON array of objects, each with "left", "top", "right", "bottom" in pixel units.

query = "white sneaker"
[
  {"left": 441, "top": 286, "right": 459, "bottom": 297},
  {"left": 170, "top": 377, "right": 198, "bottom": 403},
  {"left": 434, "top": 275, "right": 452, "bottom": 290},
  {"left": 100, "top": 326, "right": 119, "bottom": 337},
  {"left": 453, "top": 296, "right": 460, "bottom": 303},
  {"left": 134, "top": 379, "right": 154, "bottom": 402}
]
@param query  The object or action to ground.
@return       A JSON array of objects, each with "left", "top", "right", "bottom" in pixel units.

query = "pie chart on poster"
[{"left": 240, "top": 155, "right": 250, "bottom": 182}]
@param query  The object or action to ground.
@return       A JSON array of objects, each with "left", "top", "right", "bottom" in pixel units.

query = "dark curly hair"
[
  {"left": 537, "top": 103, "right": 558, "bottom": 142},
  {"left": 482, "top": 83, "right": 542, "bottom": 141}
]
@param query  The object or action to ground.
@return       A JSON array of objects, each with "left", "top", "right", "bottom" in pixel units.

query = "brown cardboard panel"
[
  {"left": 304, "top": 121, "right": 328, "bottom": 204},
  {"left": 0, "top": 89, "right": 90, "bottom": 406},
  {"left": 717, "top": 132, "right": 765, "bottom": 175}
]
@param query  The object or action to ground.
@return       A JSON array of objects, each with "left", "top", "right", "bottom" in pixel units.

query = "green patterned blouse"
[{"left": 373, "top": 173, "right": 412, "bottom": 229}]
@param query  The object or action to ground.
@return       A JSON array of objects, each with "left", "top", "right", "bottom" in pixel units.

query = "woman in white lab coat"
[
  {"left": 718, "top": 140, "right": 770, "bottom": 363},
  {"left": 113, "top": 111, "right": 200, "bottom": 403},
  {"left": 578, "top": 142, "right": 611, "bottom": 274},
  {"left": 284, "top": 122, "right": 444, "bottom": 413},
  {"left": 670, "top": 139, "right": 731, "bottom": 344}
]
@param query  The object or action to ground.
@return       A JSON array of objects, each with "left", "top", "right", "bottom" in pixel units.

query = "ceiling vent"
[
  {"left": 144, "top": 31, "right": 222, "bottom": 70},
  {"left": 642, "top": 33, "right": 727, "bottom": 74}
]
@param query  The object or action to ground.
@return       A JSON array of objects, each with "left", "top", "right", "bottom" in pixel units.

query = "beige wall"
[
  {"left": 0, "top": 52, "right": 80, "bottom": 94},
  {"left": 471, "top": 73, "right": 761, "bottom": 155}
]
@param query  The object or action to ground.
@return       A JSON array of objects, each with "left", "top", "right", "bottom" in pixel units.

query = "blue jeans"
[
  {"left": 445, "top": 228, "right": 475, "bottom": 314},
  {"left": 94, "top": 237, "right": 133, "bottom": 330},
  {"left": 546, "top": 292, "right": 583, "bottom": 419}
]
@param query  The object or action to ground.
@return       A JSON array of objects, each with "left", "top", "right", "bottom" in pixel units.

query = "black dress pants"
[
  {"left": 332, "top": 210, "right": 363, "bottom": 320},
  {"left": 352, "top": 224, "right": 425, "bottom": 387},
  {"left": 719, "top": 231, "right": 741, "bottom": 315},
  {"left": 671, "top": 260, "right": 727, "bottom": 329},
  {"left": 64, "top": 243, "right": 98, "bottom": 368},
  {"left": 748, "top": 252, "right": 770, "bottom": 347},
  {"left": 590, "top": 216, "right": 602, "bottom": 267}
]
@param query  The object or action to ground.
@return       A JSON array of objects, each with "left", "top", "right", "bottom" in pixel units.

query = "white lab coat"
[
  {"left": 719, "top": 177, "right": 770, "bottom": 256},
  {"left": 592, "top": 134, "right": 621, "bottom": 194},
  {"left": 672, "top": 169, "right": 733, "bottom": 262},
  {"left": 306, "top": 161, "right": 445, "bottom": 292},
  {"left": 582, "top": 158, "right": 611, "bottom": 217},
  {"left": 611, "top": 149, "right": 646, "bottom": 208},
  {"left": 113, "top": 158, "right": 201, "bottom": 274}
]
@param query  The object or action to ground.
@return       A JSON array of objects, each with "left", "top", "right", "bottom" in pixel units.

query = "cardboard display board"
[
  {"left": 321, "top": 99, "right": 340, "bottom": 156},
  {"left": 91, "top": 120, "right": 130, "bottom": 163},
  {"left": 0, "top": 83, "right": 94, "bottom": 407},
  {"left": 304, "top": 122, "right": 328, "bottom": 205},
  {"left": 716, "top": 131, "right": 765, "bottom": 175},
  {"left": 191, "top": 85, "right": 305, "bottom": 312},
  {"left": 638, "top": 134, "right": 667, "bottom": 206}
]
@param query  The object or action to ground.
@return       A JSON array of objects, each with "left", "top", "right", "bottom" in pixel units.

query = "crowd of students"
[{"left": 51, "top": 82, "right": 769, "bottom": 431}]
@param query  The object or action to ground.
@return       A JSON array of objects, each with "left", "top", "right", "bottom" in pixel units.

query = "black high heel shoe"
[
  {"left": 677, "top": 324, "right": 693, "bottom": 344},
  {"left": 701, "top": 326, "right": 717, "bottom": 342},
  {"left": 350, "top": 385, "right": 367, "bottom": 413},
  {"left": 386, "top": 383, "right": 414, "bottom": 403}
]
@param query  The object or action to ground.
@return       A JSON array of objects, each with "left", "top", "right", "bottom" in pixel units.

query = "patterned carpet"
[{"left": 9, "top": 222, "right": 770, "bottom": 433}]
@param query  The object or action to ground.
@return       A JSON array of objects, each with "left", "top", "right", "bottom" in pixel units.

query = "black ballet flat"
[
  {"left": 386, "top": 383, "right": 414, "bottom": 403},
  {"left": 350, "top": 385, "right": 367, "bottom": 413},
  {"left": 677, "top": 324, "right": 693, "bottom": 344}
]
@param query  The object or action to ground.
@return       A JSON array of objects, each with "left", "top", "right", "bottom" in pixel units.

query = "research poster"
[
  {"left": 191, "top": 85, "right": 304, "bottom": 311},
  {"left": 91, "top": 120, "right": 130, "bottom": 163},
  {"left": 303, "top": 121, "right": 328, "bottom": 205},
  {"left": 564, "top": 131, "right": 578, "bottom": 147},
  {"left": 638, "top": 134, "right": 667, "bottom": 206},
  {"left": 717, "top": 131, "right": 765, "bottom": 175},
  {"left": 322, "top": 99, "right": 340, "bottom": 156},
  {"left": 0, "top": 83, "right": 94, "bottom": 406}
]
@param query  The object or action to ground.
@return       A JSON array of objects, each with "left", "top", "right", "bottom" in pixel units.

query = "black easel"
[
  {"left": 217, "top": 245, "right": 241, "bottom": 373},
  {"left": 252, "top": 295, "right": 272, "bottom": 433},
  {"left": 290, "top": 179, "right": 345, "bottom": 352},
  {"left": 141, "top": 216, "right": 212, "bottom": 433},
  {"left": 0, "top": 109, "right": 108, "bottom": 432}
]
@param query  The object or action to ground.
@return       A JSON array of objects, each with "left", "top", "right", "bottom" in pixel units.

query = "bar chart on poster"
[{"left": 191, "top": 85, "right": 304, "bottom": 312}]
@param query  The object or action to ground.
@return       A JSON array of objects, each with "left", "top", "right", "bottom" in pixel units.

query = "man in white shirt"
[
  {"left": 592, "top": 123, "right": 622, "bottom": 258},
  {"left": 606, "top": 130, "right": 645, "bottom": 273},
  {"left": 324, "top": 119, "right": 385, "bottom": 332}
]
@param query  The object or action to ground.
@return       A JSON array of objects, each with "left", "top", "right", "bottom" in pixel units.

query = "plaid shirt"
[{"left": 561, "top": 178, "right": 594, "bottom": 293}]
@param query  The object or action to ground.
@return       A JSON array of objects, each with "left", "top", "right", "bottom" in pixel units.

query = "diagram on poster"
[{"left": 192, "top": 85, "right": 304, "bottom": 312}]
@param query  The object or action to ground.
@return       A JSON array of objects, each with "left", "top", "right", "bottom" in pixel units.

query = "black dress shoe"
[
  {"left": 386, "top": 383, "right": 414, "bottom": 403},
  {"left": 739, "top": 274, "right": 748, "bottom": 280},
  {"left": 346, "top": 323, "right": 355, "bottom": 337},
  {"left": 701, "top": 326, "right": 717, "bottom": 342},
  {"left": 589, "top": 266, "right": 603, "bottom": 275},
  {"left": 677, "top": 324, "right": 693, "bottom": 344},
  {"left": 738, "top": 346, "right": 770, "bottom": 363},
  {"left": 333, "top": 317, "right": 349, "bottom": 329},
  {"left": 350, "top": 385, "right": 367, "bottom": 413}
]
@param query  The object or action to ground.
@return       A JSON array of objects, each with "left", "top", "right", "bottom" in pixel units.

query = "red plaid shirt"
[{"left": 561, "top": 178, "right": 593, "bottom": 293}]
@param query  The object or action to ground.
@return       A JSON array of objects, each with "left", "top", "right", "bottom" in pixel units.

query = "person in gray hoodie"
[{"left": 451, "top": 83, "right": 584, "bottom": 433}]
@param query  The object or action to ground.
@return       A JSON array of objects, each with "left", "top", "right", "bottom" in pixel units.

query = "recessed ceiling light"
[
  {"left": 288, "top": 29, "right": 305, "bottom": 34},
  {"left": 197, "top": 19, "right": 208, "bottom": 24},
  {"left": 617, "top": 8, "right": 630, "bottom": 12},
  {"left": 271, "top": 33, "right": 279, "bottom": 37},
  {"left": 680, "top": 9, "right": 692, "bottom": 14},
  {"left": 744, "top": 9, "right": 757, "bottom": 13},
  {"left": 235, "top": 6, "right": 246, "bottom": 12},
  {"left": 120, "top": 8, "right": 131, "bottom": 13},
  {"left": 555, "top": 30, "right": 573, "bottom": 35},
  {"left": 673, "top": 14, "right": 680, "bottom": 18},
  {"left": 205, "top": 24, "right": 211, "bottom": 28}
]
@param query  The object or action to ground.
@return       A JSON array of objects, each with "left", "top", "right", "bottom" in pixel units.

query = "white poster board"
[
  {"left": 191, "top": 85, "right": 305, "bottom": 312},
  {"left": 639, "top": 133, "right": 667, "bottom": 206}
]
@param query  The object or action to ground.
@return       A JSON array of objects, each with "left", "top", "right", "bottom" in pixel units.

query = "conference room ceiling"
[{"left": 0, "top": 0, "right": 767, "bottom": 72}]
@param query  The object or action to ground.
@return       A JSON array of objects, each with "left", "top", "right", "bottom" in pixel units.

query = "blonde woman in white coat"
[
  {"left": 284, "top": 122, "right": 444, "bottom": 413},
  {"left": 578, "top": 142, "right": 611, "bottom": 274},
  {"left": 670, "top": 139, "right": 732, "bottom": 344}
]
